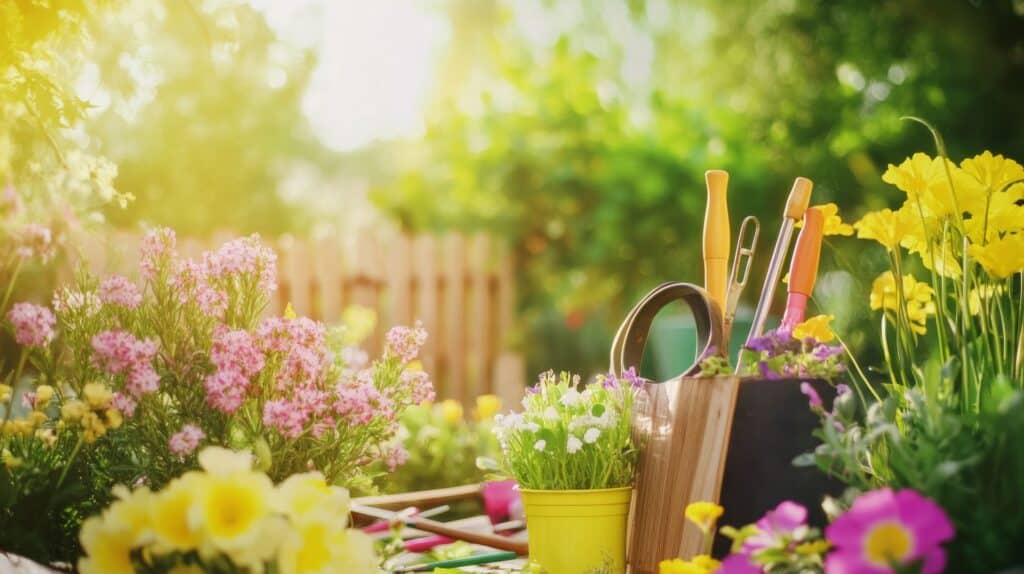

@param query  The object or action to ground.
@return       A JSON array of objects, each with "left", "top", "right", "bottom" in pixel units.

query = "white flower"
[
  {"left": 567, "top": 436, "right": 583, "bottom": 454},
  {"left": 543, "top": 406, "right": 559, "bottom": 421},
  {"left": 534, "top": 439, "right": 547, "bottom": 452},
  {"left": 523, "top": 422, "right": 540, "bottom": 432},
  {"left": 583, "top": 428, "right": 601, "bottom": 444},
  {"left": 560, "top": 388, "right": 580, "bottom": 408}
]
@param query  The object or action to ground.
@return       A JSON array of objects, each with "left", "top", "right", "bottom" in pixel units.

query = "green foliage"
[{"left": 373, "top": 0, "right": 1024, "bottom": 374}]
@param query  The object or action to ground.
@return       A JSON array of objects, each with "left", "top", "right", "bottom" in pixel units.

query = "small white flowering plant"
[{"left": 491, "top": 370, "right": 640, "bottom": 490}]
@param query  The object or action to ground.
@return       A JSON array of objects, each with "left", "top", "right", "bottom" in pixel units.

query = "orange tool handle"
[
  {"left": 703, "top": 170, "right": 730, "bottom": 313},
  {"left": 788, "top": 207, "right": 825, "bottom": 297}
]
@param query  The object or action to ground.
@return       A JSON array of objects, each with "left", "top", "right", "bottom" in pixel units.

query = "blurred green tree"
[
  {"left": 85, "top": 0, "right": 332, "bottom": 236},
  {"left": 372, "top": 0, "right": 1024, "bottom": 374}
]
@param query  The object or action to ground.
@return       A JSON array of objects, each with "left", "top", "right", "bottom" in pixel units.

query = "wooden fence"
[{"left": 67, "top": 231, "right": 525, "bottom": 407}]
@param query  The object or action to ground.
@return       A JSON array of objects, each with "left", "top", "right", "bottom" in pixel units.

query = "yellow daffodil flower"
[
  {"left": 475, "top": 394, "right": 502, "bottom": 421},
  {"left": 882, "top": 153, "right": 984, "bottom": 219},
  {"left": 151, "top": 475, "right": 204, "bottom": 551},
  {"left": 440, "top": 399, "right": 464, "bottom": 424},
  {"left": 684, "top": 501, "right": 724, "bottom": 534},
  {"left": 659, "top": 558, "right": 713, "bottom": 574},
  {"left": 793, "top": 314, "right": 836, "bottom": 343},
  {"left": 78, "top": 518, "right": 137, "bottom": 574},
  {"left": 968, "top": 233, "right": 1024, "bottom": 279},
  {"left": 854, "top": 208, "right": 912, "bottom": 252},
  {"left": 797, "top": 203, "right": 853, "bottom": 236},
  {"left": 870, "top": 272, "right": 936, "bottom": 335},
  {"left": 275, "top": 472, "right": 350, "bottom": 523},
  {"left": 968, "top": 284, "right": 1005, "bottom": 315},
  {"left": 198, "top": 446, "right": 254, "bottom": 475}
]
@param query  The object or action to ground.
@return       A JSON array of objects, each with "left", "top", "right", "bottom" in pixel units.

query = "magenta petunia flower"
[
  {"left": 718, "top": 553, "right": 762, "bottom": 574},
  {"left": 743, "top": 500, "right": 808, "bottom": 553},
  {"left": 825, "top": 488, "right": 954, "bottom": 574},
  {"left": 800, "top": 382, "right": 823, "bottom": 410}
]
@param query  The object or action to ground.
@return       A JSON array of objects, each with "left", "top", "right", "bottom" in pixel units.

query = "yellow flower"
[
  {"left": 35, "top": 428, "right": 57, "bottom": 447},
  {"left": 0, "top": 384, "right": 11, "bottom": 403},
  {"left": 83, "top": 382, "right": 113, "bottom": 409},
  {"left": 792, "top": 314, "right": 836, "bottom": 343},
  {"left": 2, "top": 449, "right": 23, "bottom": 469},
  {"left": 440, "top": 399, "right": 464, "bottom": 425},
  {"left": 329, "top": 529, "right": 377, "bottom": 574},
  {"left": 284, "top": 302, "right": 298, "bottom": 319},
  {"left": 61, "top": 400, "right": 87, "bottom": 422},
  {"left": 276, "top": 472, "right": 350, "bottom": 522},
  {"left": 198, "top": 446, "right": 254, "bottom": 475},
  {"left": 960, "top": 151, "right": 1024, "bottom": 195},
  {"left": 105, "top": 408, "right": 123, "bottom": 430},
  {"left": 78, "top": 517, "right": 137, "bottom": 574},
  {"left": 151, "top": 475, "right": 204, "bottom": 551},
  {"left": 659, "top": 558, "right": 711, "bottom": 574},
  {"left": 341, "top": 305, "right": 378, "bottom": 345},
  {"left": 193, "top": 470, "right": 275, "bottom": 553},
  {"left": 796, "top": 539, "right": 831, "bottom": 555},
  {"left": 27, "top": 410, "right": 48, "bottom": 427},
  {"left": 968, "top": 284, "right": 1005, "bottom": 315},
  {"left": 104, "top": 485, "right": 154, "bottom": 544},
  {"left": 854, "top": 208, "right": 911, "bottom": 252},
  {"left": 870, "top": 272, "right": 936, "bottom": 335},
  {"left": 968, "top": 233, "right": 1024, "bottom": 279},
  {"left": 882, "top": 153, "right": 983, "bottom": 219},
  {"left": 278, "top": 518, "right": 335, "bottom": 574},
  {"left": 684, "top": 501, "right": 724, "bottom": 534},
  {"left": 475, "top": 394, "right": 502, "bottom": 421},
  {"left": 797, "top": 203, "right": 853, "bottom": 236},
  {"left": 34, "top": 384, "right": 54, "bottom": 408},
  {"left": 691, "top": 555, "right": 721, "bottom": 571}
]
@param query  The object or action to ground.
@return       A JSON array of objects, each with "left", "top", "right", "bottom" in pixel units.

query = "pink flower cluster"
[
  {"left": 255, "top": 316, "right": 328, "bottom": 388},
  {"left": 400, "top": 369, "right": 436, "bottom": 404},
  {"left": 98, "top": 275, "right": 143, "bottom": 309},
  {"left": 385, "top": 321, "right": 428, "bottom": 362},
  {"left": 15, "top": 224, "right": 55, "bottom": 262},
  {"left": 172, "top": 260, "right": 228, "bottom": 318},
  {"left": 7, "top": 302, "right": 56, "bottom": 347},
  {"left": 168, "top": 424, "right": 206, "bottom": 456},
  {"left": 204, "top": 326, "right": 267, "bottom": 414},
  {"left": 140, "top": 227, "right": 177, "bottom": 280},
  {"left": 203, "top": 234, "right": 278, "bottom": 293},
  {"left": 383, "top": 444, "right": 409, "bottom": 472},
  {"left": 112, "top": 392, "right": 138, "bottom": 417},
  {"left": 91, "top": 330, "right": 160, "bottom": 397},
  {"left": 333, "top": 378, "right": 393, "bottom": 426}
]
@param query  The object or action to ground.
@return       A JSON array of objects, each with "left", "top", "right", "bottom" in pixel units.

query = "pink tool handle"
[
  {"left": 404, "top": 535, "right": 455, "bottom": 552},
  {"left": 362, "top": 506, "right": 419, "bottom": 533},
  {"left": 780, "top": 207, "right": 825, "bottom": 330}
]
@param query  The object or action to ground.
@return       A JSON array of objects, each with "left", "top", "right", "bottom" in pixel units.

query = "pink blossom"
[
  {"left": 211, "top": 327, "right": 265, "bottom": 378},
  {"left": 340, "top": 346, "right": 369, "bottom": 370},
  {"left": 288, "top": 317, "right": 326, "bottom": 348},
  {"left": 168, "top": 424, "right": 206, "bottom": 456},
  {"left": 825, "top": 488, "right": 954, "bottom": 574},
  {"left": 21, "top": 391, "right": 37, "bottom": 410},
  {"left": 7, "top": 302, "right": 56, "bottom": 347},
  {"left": 383, "top": 444, "right": 409, "bottom": 472},
  {"left": 112, "top": 392, "right": 138, "bottom": 417},
  {"left": 140, "top": 227, "right": 177, "bottom": 280},
  {"left": 263, "top": 399, "right": 309, "bottom": 438},
  {"left": 385, "top": 321, "right": 428, "bottom": 362},
  {"left": 311, "top": 416, "right": 336, "bottom": 438},
  {"left": 98, "top": 275, "right": 143, "bottom": 309},
  {"left": 333, "top": 379, "right": 393, "bottom": 426},
  {"left": 800, "top": 382, "right": 823, "bottom": 410},
  {"left": 172, "top": 260, "right": 228, "bottom": 318},
  {"left": 203, "top": 368, "right": 249, "bottom": 413},
  {"left": 203, "top": 235, "right": 277, "bottom": 292},
  {"left": 91, "top": 330, "right": 158, "bottom": 376},
  {"left": 16, "top": 224, "right": 55, "bottom": 262},
  {"left": 126, "top": 363, "right": 160, "bottom": 396},
  {"left": 277, "top": 345, "right": 326, "bottom": 388},
  {"left": 255, "top": 317, "right": 292, "bottom": 353},
  {"left": 400, "top": 370, "right": 436, "bottom": 404}
]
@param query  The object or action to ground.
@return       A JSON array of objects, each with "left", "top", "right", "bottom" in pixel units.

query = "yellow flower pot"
[{"left": 520, "top": 487, "right": 632, "bottom": 574}]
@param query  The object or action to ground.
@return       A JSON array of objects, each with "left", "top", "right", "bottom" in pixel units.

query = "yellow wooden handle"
[
  {"left": 703, "top": 169, "right": 730, "bottom": 313},
  {"left": 784, "top": 177, "right": 814, "bottom": 220}
]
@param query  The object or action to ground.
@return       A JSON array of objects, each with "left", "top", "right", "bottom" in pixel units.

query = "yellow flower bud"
[
  {"left": 28, "top": 411, "right": 48, "bottom": 427},
  {"left": 2, "top": 450, "right": 23, "bottom": 470},
  {"left": 105, "top": 409, "right": 123, "bottom": 430},
  {"left": 440, "top": 399, "right": 464, "bottom": 425},
  {"left": 475, "top": 394, "right": 502, "bottom": 421},
  {"left": 83, "top": 382, "right": 113, "bottom": 409},
  {"left": 0, "top": 384, "right": 13, "bottom": 403},
  {"left": 61, "top": 400, "right": 87, "bottom": 422},
  {"left": 684, "top": 501, "right": 724, "bottom": 535},
  {"left": 34, "top": 385, "right": 54, "bottom": 408}
]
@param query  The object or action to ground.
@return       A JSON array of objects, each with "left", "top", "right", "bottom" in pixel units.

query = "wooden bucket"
[{"left": 610, "top": 283, "right": 839, "bottom": 573}]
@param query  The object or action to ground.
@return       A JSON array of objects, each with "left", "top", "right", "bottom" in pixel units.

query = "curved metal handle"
[{"left": 609, "top": 282, "right": 725, "bottom": 381}]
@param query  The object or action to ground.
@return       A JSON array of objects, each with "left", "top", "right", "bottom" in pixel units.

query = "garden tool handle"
[
  {"left": 609, "top": 282, "right": 724, "bottom": 379},
  {"left": 784, "top": 177, "right": 814, "bottom": 221},
  {"left": 351, "top": 504, "right": 530, "bottom": 555},
  {"left": 703, "top": 170, "right": 731, "bottom": 315},
  {"left": 781, "top": 206, "right": 825, "bottom": 329}
]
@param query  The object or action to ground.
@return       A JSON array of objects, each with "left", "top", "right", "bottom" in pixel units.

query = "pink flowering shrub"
[{"left": 44, "top": 227, "right": 434, "bottom": 486}]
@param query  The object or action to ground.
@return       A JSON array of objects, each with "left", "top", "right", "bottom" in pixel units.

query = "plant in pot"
[{"left": 488, "top": 369, "right": 641, "bottom": 574}]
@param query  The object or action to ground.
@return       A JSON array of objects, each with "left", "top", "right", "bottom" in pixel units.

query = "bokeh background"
[{"left": 4, "top": 0, "right": 1024, "bottom": 385}]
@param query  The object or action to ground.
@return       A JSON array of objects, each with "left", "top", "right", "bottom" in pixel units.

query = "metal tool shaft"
[{"left": 746, "top": 219, "right": 795, "bottom": 342}]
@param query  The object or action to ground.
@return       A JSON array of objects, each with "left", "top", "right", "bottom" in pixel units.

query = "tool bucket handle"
[{"left": 609, "top": 282, "right": 725, "bottom": 380}]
